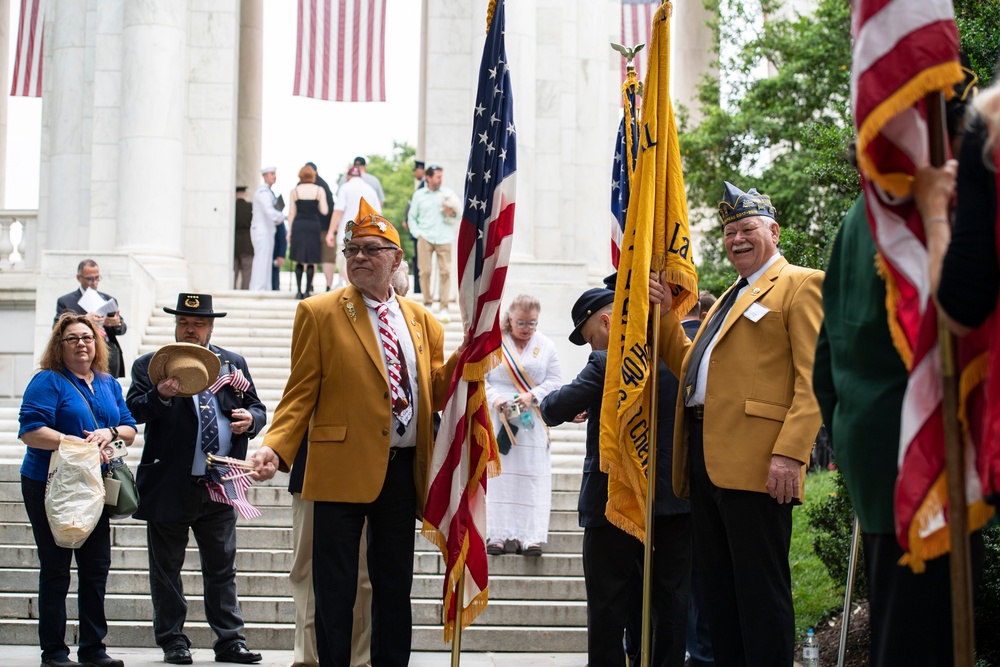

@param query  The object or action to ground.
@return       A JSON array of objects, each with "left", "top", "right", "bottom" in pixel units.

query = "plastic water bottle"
[
  {"left": 513, "top": 395, "right": 536, "bottom": 430},
  {"left": 802, "top": 628, "right": 819, "bottom": 667}
]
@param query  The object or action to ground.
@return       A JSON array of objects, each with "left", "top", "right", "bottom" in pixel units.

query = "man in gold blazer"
[
  {"left": 251, "top": 199, "right": 461, "bottom": 667},
  {"left": 651, "top": 182, "right": 823, "bottom": 667}
]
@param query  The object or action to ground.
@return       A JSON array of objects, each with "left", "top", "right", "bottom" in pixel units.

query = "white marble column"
[
  {"left": 0, "top": 0, "right": 10, "bottom": 208},
  {"left": 672, "top": 0, "right": 716, "bottom": 122},
  {"left": 41, "top": 0, "right": 88, "bottom": 249},
  {"left": 236, "top": 0, "right": 262, "bottom": 191},
  {"left": 115, "top": 2, "right": 186, "bottom": 256}
]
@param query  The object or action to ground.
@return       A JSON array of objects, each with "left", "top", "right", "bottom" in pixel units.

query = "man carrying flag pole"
[
  {"left": 421, "top": 0, "right": 517, "bottom": 651},
  {"left": 601, "top": 4, "right": 698, "bottom": 665}
]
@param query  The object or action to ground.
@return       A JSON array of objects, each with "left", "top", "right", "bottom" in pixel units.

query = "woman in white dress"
[{"left": 485, "top": 295, "right": 562, "bottom": 556}]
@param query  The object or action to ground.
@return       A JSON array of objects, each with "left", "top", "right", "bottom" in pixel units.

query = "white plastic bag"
[{"left": 45, "top": 438, "right": 105, "bottom": 549}]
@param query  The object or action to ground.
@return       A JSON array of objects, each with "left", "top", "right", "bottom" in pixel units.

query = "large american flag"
[
  {"left": 851, "top": 0, "right": 991, "bottom": 571},
  {"left": 610, "top": 70, "right": 639, "bottom": 268},
  {"left": 293, "top": 0, "right": 386, "bottom": 102},
  {"left": 11, "top": 0, "right": 44, "bottom": 98},
  {"left": 620, "top": 0, "right": 656, "bottom": 85},
  {"left": 421, "top": 0, "right": 516, "bottom": 643}
]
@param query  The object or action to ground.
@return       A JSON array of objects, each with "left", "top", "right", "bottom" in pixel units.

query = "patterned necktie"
[
  {"left": 376, "top": 303, "right": 413, "bottom": 432},
  {"left": 198, "top": 390, "right": 220, "bottom": 455},
  {"left": 683, "top": 277, "right": 749, "bottom": 403}
]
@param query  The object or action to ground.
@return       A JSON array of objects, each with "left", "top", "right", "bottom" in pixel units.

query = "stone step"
[
  {"left": 0, "top": 618, "right": 588, "bottom": 652},
  {"left": 0, "top": 545, "right": 584, "bottom": 576},
  {"left": 0, "top": 593, "right": 587, "bottom": 627},
  {"left": 0, "top": 522, "right": 585, "bottom": 553},
  {"left": 0, "top": 569, "right": 586, "bottom": 601},
  {"left": 0, "top": 501, "right": 583, "bottom": 532}
]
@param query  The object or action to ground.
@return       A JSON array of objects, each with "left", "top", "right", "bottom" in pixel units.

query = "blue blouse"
[{"left": 18, "top": 369, "right": 137, "bottom": 482}]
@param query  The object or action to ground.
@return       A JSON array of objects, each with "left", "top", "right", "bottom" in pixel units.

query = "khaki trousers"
[
  {"left": 417, "top": 237, "right": 452, "bottom": 308},
  {"left": 289, "top": 494, "right": 372, "bottom": 667}
]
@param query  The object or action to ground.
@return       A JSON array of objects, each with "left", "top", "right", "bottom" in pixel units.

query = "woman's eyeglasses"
[
  {"left": 514, "top": 320, "right": 538, "bottom": 329},
  {"left": 62, "top": 334, "right": 96, "bottom": 345}
]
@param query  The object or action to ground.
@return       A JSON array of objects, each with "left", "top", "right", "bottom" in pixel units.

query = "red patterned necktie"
[{"left": 376, "top": 303, "right": 413, "bottom": 430}]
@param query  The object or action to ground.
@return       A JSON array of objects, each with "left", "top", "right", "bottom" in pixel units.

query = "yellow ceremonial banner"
[{"left": 599, "top": 2, "right": 698, "bottom": 542}]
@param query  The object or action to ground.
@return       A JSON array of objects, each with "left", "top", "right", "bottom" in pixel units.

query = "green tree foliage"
[
  {"left": 361, "top": 142, "right": 419, "bottom": 262},
  {"left": 956, "top": 0, "right": 1000, "bottom": 87},
  {"left": 680, "top": 0, "right": 857, "bottom": 289}
]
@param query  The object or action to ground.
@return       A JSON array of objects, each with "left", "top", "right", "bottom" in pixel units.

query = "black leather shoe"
[
  {"left": 40, "top": 659, "right": 82, "bottom": 667},
  {"left": 80, "top": 657, "right": 124, "bottom": 667},
  {"left": 215, "top": 644, "right": 262, "bottom": 664},
  {"left": 163, "top": 647, "right": 192, "bottom": 665}
]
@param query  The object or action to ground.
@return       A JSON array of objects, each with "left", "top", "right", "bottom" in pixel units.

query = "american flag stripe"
[
  {"left": 851, "top": 0, "right": 991, "bottom": 571},
  {"left": 209, "top": 369, "right": 251, "bottom": 395},
  {"left": 620, "top": 0, "right": 656, "bottom": 86},
  {"left": 11, "top": 0, "right": 45, "bottom": 98},
  {"left": 294, "top": 0, "right": 386, "bottom": 103},
  {"left": 422, "top": 0, "right": 516, "bottom": 643},
  {"left": 206, "top": 466, "right": 261, "bottom": 520}
]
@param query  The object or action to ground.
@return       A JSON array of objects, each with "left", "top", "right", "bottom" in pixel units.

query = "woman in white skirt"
[{"left": 485, "top": 294, "right": 562, "bottom": 556}]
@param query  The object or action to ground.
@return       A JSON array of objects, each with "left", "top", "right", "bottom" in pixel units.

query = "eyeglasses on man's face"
[
  {"left": 79, "top": 275, "right": 102, "bottom": 283},
  {"left": 514, "top": 320, "right": 538, "bottom": 329},
  {"left": 343, "top": 244, "right": 398, "bottom": 259},
  {"left": 62, "top": 334, "right": 96, "bottom": 345}
]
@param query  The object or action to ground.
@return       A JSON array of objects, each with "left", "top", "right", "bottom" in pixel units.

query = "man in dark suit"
[
  {"left": 126, "top": 294, "right": 266, "bottom": 665},
  {"left": 55, "top": 259, "right": 128, "bottom": 378},
  {"left": 542, "top": 285, "right": 692, "bottom": 667},
  {"left": 234, "top": 187, "right": 254, "bottom": 289}
]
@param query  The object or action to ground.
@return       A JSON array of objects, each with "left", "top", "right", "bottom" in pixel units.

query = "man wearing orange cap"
[{"left": 252, "top": 200, "right": 464, "bottom": 667}]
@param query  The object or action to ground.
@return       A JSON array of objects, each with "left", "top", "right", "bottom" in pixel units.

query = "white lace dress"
[{"left": 484, "top": 332, "right": 563, "bottom": 545}]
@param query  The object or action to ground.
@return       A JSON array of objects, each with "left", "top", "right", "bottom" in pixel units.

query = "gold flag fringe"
[
  {"left": 874, "top": 251, "right": 914, "bottom": 370},
  {"left": 856, "top": 62, "right": 963, "bottom": 198}
]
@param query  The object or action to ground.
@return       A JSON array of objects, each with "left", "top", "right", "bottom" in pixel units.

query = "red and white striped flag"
[
  {"left": 421, "top": 0, "right": 516, "bottom": 643},
  {"left": 293, "top": 0, "right": 386, "bottom": 102},
  {"left": 851, "top": 0, "right": 992, "bottom": 571},
  {"left": 620, "top": 0, "right": 656, "bottom": 87},
  {"left": 206, "top": 465, "right": 261, "bottom": 520},
  {"left": 209, "top": 368, "right": 251, "bottom": 395},
  {"left": 11, "top": 0, "right": 45, "bottom": 98}
]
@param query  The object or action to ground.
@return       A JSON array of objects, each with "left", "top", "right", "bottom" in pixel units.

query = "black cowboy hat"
[{"left": 163, "top": 293, "right": 227, "bottom": 318}]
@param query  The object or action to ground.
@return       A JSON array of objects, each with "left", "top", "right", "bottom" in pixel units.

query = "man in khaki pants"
[{"left": 406, "top": 164, "right": 460, "bottom": 322}]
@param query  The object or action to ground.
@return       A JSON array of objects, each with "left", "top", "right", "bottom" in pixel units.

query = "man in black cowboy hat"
[
  {"left": 126, "top": 294, "right": 267, "bottom": 665},
  {"left": 541, "top": 281, "right": 692, "bottom": 667}
]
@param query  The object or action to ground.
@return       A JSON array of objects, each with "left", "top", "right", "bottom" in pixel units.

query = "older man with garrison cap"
[
  {"left": 252, "top": 199, "right": 464, "bottom": 667},
  {"left": 650, "top": 182, "right": 824, "bottom": 667}
]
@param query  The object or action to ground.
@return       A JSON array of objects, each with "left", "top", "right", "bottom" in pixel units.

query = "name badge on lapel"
[{"left": 743, "top": 302, "right": 770, "bottom": 323}]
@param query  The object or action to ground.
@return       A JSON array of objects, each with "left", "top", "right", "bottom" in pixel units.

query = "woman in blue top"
[{"left": 18, "top": 313, "right": 137, "bottom": 667}]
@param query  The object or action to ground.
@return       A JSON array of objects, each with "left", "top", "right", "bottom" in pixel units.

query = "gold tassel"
[{"left": 874, "top": 252, "right": 913, "bottom": 370}]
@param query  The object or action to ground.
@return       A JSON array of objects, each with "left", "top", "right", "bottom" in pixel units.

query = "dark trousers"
[
  {"left": 584, "top": 514, "right": 691, "bottom": 667},
  {"left": 312, "top": 447, "right": 417, "bottom": 667},
  {"left": 688, "top": 419, "right": 794, "bottom": 667},
  {"left": 685, "top": 558, "right": 715, "bottom": 666},
  {"left": 409, "top": 233, "right": 421, "bottom": 294},
  {"left": 863, "top": 530, "right": 984, "bottom": 667},
  {"left": 146, "top": 483, "right": 245, "bottom": 653},
  {"left": 22, "top": 476, "right": 112, "bottom": 663}
]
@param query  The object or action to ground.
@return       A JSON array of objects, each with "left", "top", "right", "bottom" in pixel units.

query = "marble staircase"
[{"left": 0, "top": 291, "right": 588, "bottom": 652}]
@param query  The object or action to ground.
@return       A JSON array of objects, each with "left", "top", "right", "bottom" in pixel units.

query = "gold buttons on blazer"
[
  {"left": 381, "top": 428, "right": 389, "bottom": 436},
  {"left": 418, "top": 345, "right": 423, "bottom": 353},
  {"left": 384, "top": 391, "right": 389, "bottom": 399},
  {"left": 752, "top": 287, "right": 760, "bottom": 294}
]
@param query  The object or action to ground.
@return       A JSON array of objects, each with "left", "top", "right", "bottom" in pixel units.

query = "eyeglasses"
[
  {"left": 343, "top": 245, "right": 398, "bottom": 258},
  {"left": 514, "top": 320, "right": 538, "bottom": 329},
  {"left": 62, "top": 334, "right": 96, "bottom": 345},
  {"left": 80, "top": 275, "right": 102, "bottom": 283}
]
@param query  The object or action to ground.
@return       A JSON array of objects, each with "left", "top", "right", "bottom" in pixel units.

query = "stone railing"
[{"left": 0, "top": 210, "right": 37, "bottom": 270}]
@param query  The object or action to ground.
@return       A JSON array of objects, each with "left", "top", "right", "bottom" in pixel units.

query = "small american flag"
[
  {"left": 610, "top": 71, "right": 639, "bottom": 269},
  {"left": 620, "top": 0, "right": 656, "bottom": 86},
  {"left": 293, "top": 0, "right": 386, "bottom": 102},
  {"left": 209, "top": 368, "right": 251, "bottom": 395},
  {"left": 206, "top": 466, "right": 261, "bottom": 520},
  {"left": 421, "top": 0, "right": 516, "bottom": 643},
  {"left": 11, "top": 0, "right": 45, "bottom": 98}
]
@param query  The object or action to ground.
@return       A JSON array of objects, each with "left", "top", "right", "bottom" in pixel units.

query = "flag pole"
[
  {"left": 450, "top": 573, "right": 465, "bottom": 667},
  {"left": 640, "top": 300, "right": 661, "bottom": 667},
  {"left": 926, "top": 89, "right": 975, "bottom": 667},
  {"left": 836, "top": 515, "right": 861, "bottom": 667}
]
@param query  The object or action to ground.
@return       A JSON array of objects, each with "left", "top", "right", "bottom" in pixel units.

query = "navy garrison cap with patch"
[{"left": 718, "top": 181, "right": 776, "bottom": 226}]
